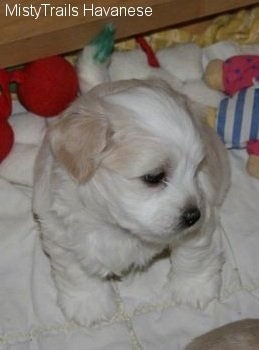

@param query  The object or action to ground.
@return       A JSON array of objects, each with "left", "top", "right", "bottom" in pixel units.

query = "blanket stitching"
[
  {"left": 219, "top": 221, "right": 244, "bottom": 287},
  {"left": 113, "top": 282, "right": 144, "bottom": 350},
  {"left": 1, "top": 282, "right": 259, "bottom": 346}
]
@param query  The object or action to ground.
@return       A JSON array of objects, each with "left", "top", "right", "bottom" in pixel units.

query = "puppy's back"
[{"left": 185, "top": 319, "right": 259, "bottom": 350}]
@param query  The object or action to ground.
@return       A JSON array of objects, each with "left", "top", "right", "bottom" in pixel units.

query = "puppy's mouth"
[
  {"left": 139, "top": 208, "right": 205, "bottom": 245},
  {"left": 122, "top": 215, "right": 204, "bottom": 247},
  {"left": 110, "top": 199, "right": 206, "bottom": 246}
]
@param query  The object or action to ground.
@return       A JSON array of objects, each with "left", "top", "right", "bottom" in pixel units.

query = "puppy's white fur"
[{"left": 33, "top": 79, "right": 229, "bottom": 326}]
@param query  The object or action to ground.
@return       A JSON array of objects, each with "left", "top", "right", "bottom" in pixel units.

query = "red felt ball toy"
[
  {"left": 0, "top": 121, "right": 14, "bottom": 162},
  {"left": 0, "top": 55, "right": 79, "bottom": 163},
  {"left": 0, "top": 69, "right": 13, "bottom": 162},
  {"left": 0, "top": 69, "right": 12, "bottom": 120},
  {"left": 13, "top": 56, "right": 78, "bottom": 117}
]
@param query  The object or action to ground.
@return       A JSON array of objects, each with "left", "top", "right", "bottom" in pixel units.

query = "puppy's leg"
[
  {"left": 44, "top": 241, "right": 118, "bottom": 326},
  {"left": 167, "top": 220, "right": 223, "bottom": 308},
  {"left": 56, "top": 271, "right": 118, "bottom": 327}
]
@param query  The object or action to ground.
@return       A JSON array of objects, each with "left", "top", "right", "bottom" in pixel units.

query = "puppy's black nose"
[{"left": 181, "top": 207, "right": 201, "bottom": 227}]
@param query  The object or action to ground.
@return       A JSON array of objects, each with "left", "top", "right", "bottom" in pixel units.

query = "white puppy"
[{"left": 33, "top": 79, "right": 229, "bottom": 326}]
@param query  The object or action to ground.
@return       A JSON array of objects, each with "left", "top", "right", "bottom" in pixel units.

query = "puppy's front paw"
[
  {"left": 57, "top": 284, "right": 118, "bottom": 326},
  {"left": 167, "top": 273, "right": 221, "bottom": 309}
]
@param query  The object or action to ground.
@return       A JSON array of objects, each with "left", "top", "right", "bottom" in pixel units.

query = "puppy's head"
[{"left": 48, "top": 79, "right": 224, "bottom": 245}]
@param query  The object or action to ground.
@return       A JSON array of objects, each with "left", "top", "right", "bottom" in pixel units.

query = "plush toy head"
[
  {"left": 204, "top": 55, "right": 259, "bottom": 96},
  {"left": 203, "top": 59, "right": 224, "bottom": 92}
]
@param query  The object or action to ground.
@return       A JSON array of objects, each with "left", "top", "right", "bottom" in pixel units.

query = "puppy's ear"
[{"left": 48, "top": 114, "right": 109, "bottom": 182}]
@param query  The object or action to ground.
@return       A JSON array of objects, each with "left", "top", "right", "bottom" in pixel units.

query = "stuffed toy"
[
  {"left": 0, "top": 55, "right": 78, "bottom": 162},
  {"left": 204, "top": 55, "right": 259, "bottom": 179},
  {"left": 0, "top": 69, "right": 14, "bottom": 162}
]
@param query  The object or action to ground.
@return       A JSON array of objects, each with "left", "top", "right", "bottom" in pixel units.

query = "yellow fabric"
[
  {"left": 115, "top": 6, "right": 259, "bottom": 51},
  {"left": 205, "top": 107, "right": 217, "bottom": 128}
]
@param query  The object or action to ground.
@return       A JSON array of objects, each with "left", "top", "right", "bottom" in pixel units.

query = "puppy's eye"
[{"left": 142, "top": 171, "right": 167, "bottom": 186}]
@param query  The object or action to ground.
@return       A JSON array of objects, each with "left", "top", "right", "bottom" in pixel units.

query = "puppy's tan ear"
[{"left": 48, "top": 114, "right": 109, "bottom": 182}]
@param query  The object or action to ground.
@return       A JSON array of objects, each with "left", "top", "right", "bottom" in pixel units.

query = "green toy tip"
[{"left": 91, "top": 23, "right": 116, "bottom": 63}]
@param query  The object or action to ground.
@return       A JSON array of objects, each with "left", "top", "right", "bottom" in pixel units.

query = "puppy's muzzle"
[{"left": 180, "top": 206, "right": 201, "bottom": 228}]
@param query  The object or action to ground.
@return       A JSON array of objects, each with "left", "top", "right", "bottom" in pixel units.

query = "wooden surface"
[{"left": 0, "top": 0, "right": 258, "bottom": 68}]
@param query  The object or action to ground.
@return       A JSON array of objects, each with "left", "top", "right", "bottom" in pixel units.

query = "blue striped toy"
[{"left": 216, "top": 85, "right": 259, "bottom": 149}]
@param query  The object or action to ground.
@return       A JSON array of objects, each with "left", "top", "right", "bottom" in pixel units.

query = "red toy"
[
  {"left": 0, "top": 69, "right": 13, "bottom": 162},
  {"left": 0, "top": 55, "right": 78, "bottom": 162}
]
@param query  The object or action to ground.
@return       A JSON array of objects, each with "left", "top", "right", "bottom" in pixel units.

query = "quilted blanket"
[{"left": 0, "top": 42, "right": 259, "bottom": 350}]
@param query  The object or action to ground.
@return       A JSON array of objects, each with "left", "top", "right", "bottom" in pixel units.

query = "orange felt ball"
[
  {"left": 0, "top": 121, "right": 14, "bottom": 162},
  {"left": 17, "top": 56, "right": 78, "bottom": 117}
]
